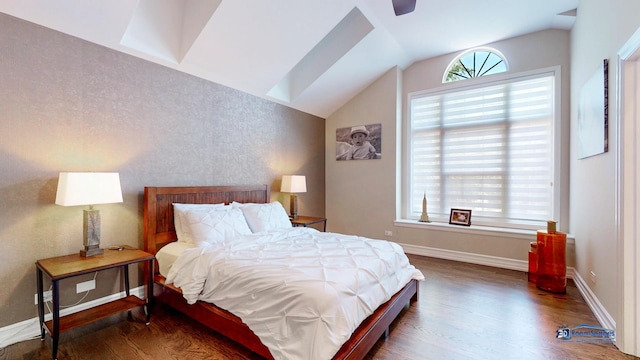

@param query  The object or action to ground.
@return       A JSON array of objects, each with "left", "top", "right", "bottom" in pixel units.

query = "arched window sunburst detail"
[{"left": 443, "top": 47, "right": 508, "bottom": 83}]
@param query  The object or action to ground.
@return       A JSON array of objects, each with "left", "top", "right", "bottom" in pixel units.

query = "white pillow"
[
  {"left": 183, "top": 206, "right": 252, "bottom": 245},
  {"left": 173, "top": 203, "right": 225, "bottom": 244},
  {"left": 156, "top": 242, "right": 195, "bottom": 277},
  {"left": 232, "top": 201, "right": 292, "bottom": 233}
]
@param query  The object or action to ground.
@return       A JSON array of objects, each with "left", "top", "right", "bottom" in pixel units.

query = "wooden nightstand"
[
  {"left": 36, "top": 246, "right": 154, "bottom": 360},
  {"left": 290, "top": 216, "right": 327, "bottom": 232}
]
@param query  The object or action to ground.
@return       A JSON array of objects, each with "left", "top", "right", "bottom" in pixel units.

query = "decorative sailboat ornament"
[{"left": 419, "top": 192, "right": 430, "bottom": 222}]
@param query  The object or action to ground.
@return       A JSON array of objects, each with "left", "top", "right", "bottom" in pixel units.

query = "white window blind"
[{"left": 409, "top": 72, "right": 555, "bottom": 228}]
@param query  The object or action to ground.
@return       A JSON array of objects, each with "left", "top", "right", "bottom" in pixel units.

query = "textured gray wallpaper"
[{"left": 0, "top": 13, "right": 325, "bottom": 327}]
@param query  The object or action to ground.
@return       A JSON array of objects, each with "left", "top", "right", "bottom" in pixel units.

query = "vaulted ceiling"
[{"left": 0, "top": 0, "right": 578, "bottom": 118}]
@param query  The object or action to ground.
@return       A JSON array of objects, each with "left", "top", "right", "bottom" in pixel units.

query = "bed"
[{"left": 143, "top": 185, "right": 422, "bottom": 359}]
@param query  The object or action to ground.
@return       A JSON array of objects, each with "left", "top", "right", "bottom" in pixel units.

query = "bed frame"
[{"left": 143, "top": 185, "right": 419, "bottom": 359}]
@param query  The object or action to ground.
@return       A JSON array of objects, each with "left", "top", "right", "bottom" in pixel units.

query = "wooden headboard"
[{"left": 143, "top": 185, "right": 270, "bottom": 256}]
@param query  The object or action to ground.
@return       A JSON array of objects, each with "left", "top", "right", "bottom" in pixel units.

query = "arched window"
[{"left": 443, "top": 47, "right": 508, "bottom": 83}]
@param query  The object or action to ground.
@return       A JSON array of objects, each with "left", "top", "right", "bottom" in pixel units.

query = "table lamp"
[
  {"left": 55, "top": 172, "right": 123, "bottom": 257},
  {"left": 281, "top": 175, "right": 306, "bottom": 219}
]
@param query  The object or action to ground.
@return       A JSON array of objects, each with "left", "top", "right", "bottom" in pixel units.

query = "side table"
[
  {"left": 290, "top": 216, "right": 327, "bottom": 232},
  {"left": 36, "top": 246, "right": 154, "bottom": 360}
]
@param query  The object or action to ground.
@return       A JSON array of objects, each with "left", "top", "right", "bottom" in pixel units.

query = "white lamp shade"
[
  {"left": 55, "top": 172, "right": 123, "bottom": 206},
  {"left": 281, "top": 175, "right": 307, "bottom": 193}
]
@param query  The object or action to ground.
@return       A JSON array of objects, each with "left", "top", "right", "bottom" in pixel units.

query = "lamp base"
[
  {"left": 80, "top": 245, "right": 104, "bottom": 257},
  {"left": 82, "top": 209, "right": 103, "bottom": 257},
  {"left": 289, "top": 194, "right": 298, "bottom": 219}
]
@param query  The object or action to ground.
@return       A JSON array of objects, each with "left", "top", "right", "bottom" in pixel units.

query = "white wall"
[
  {"left": 570, "top": 0, "right": 640, "bottom": 353},
  {"left": 325, "top": 67, "right": 401, "bottom": 240}
]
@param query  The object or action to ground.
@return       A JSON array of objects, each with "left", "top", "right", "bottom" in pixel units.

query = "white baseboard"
[
  {"left": 568, "top": 268, "right": 617, "bottom": 331},
  {"left": 400, "top": 243, "right": 529, "bottom": 272},
  {"left": 399, "top": 243, "right": 615, "bottom": 330},
  {"left": 0, "top": 286, "right": 145, "bottom": 349}
]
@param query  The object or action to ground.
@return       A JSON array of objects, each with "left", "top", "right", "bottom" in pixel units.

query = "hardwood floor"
[{"left": 1, "top": 255, "right": 636, "bottom": 360}]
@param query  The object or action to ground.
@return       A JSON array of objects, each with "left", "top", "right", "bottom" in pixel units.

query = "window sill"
[{"left": 394, "top": 219, "right": 575, "bottom": 243}]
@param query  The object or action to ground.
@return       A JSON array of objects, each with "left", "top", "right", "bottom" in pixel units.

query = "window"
[
  {"left": 407, "top": 69, "right": 558, "bottom": 230},
  {"left": 444, "top": 48, "right": 508, "bottom": 83}
]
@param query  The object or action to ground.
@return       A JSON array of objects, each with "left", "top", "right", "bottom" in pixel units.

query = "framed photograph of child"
[
  {"left": 335, "top": 123, "right": 382, "bottom": 160},
  {"left": 449, "top": 208, "right": 472, "bottom": 226}
]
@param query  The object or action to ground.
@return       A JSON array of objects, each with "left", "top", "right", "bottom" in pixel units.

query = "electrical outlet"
[
  {"left": 384, "top": 230, "right": 393, "bottom": 236},
  {"left": 76, "top": 279, "right": 96, "bottom": 293},
  {"left": 590, "top": 271, "right": 597, "bottom": 284},
  {"left": 35, "top": 290, "right": 52, "bottom": 304}
]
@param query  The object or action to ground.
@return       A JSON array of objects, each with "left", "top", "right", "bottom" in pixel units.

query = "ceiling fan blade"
[{"left": 392, "top": 0, "right": 416, "bottom": 16}]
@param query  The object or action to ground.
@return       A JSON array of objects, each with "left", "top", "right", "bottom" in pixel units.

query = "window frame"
[{"left": 403, "top": 66, "right": 562, "bottom": 231}]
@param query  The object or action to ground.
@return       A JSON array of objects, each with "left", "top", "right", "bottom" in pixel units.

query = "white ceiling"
[{"left": 0, "top": 0, "right": 578, "bottom": 118}]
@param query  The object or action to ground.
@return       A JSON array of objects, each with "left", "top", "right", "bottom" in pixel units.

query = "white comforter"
[{"left": 166, "top": 227, "right": 424, "bottom": 360}]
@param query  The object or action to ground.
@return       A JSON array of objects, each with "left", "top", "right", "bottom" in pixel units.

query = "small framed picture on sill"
[{"left": 449, "top": 208, "right": 472, "bottom": 226}]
